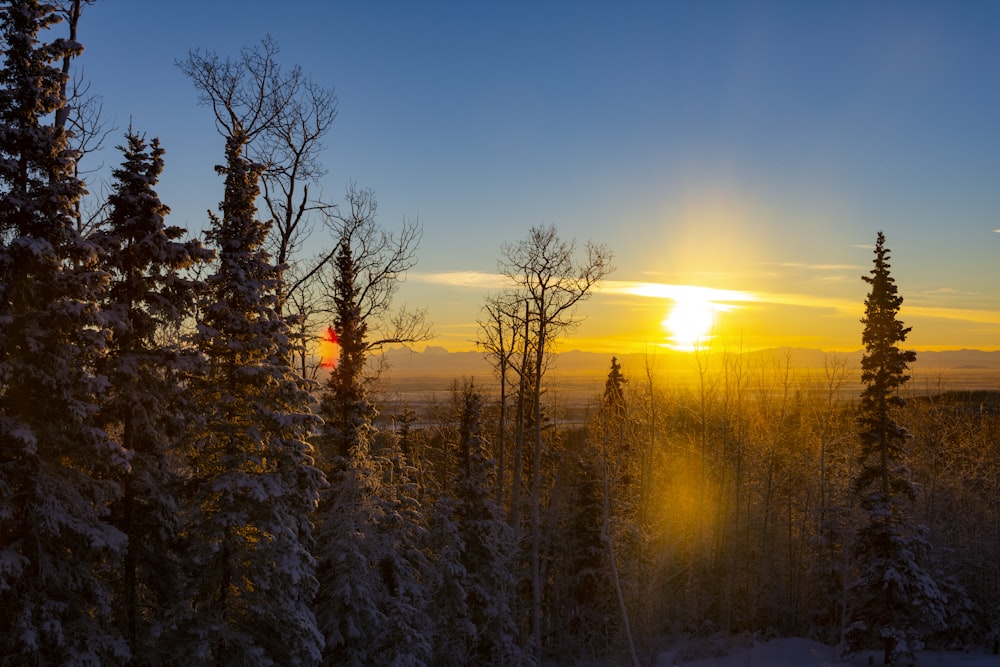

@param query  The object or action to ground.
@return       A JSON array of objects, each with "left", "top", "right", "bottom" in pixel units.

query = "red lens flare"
[{"left": 319, "top": 326, "right": 339, "bottom": 368}]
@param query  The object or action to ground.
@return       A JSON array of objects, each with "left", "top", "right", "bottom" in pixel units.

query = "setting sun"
[
  {"left": 319, "top": 326, "right": 340, "bottom": 368},
  {"left": 607, "top": 282, "right": 755, "bottom": 352},
  {"left": 663, "top": 299, "right": 716, "bottom": 350}
]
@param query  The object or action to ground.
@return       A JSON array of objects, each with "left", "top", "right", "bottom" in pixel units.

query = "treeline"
[
  {"left": 446, "top": 350, "right": 1000, "bottom": 663},
  {"left": 1, "top": 5, "right": 996, "bottom": 667}
]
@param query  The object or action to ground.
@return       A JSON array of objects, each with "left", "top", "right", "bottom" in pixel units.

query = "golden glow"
[
  {"left": 663, "top": 299, "right": 716, "bottom": 351},
  {"left": 615, "top": 282, "right": 755, "bottom": 304},
  {"left": 604, "top": 282, "right": 754, "bottom": 351},
  {"left": 318, "top": 326, "right": 339, "bottom": 368}
]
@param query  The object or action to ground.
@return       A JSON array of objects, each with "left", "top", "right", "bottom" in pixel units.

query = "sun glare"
[
  {"left": 663, "top": 299, "right": 716, "bottom": 351},
  {"left": 319, "top": 326, "right": 339, "bottom": 368},
  {"left": 610, "top": 282, "right": 754, "bottom": 352}
]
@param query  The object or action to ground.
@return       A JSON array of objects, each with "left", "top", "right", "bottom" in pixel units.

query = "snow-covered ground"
[{"left": 654, "top": 637, "right": 1000, "bottom": 666}]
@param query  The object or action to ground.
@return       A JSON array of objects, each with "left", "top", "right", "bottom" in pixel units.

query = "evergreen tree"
[
  {"left": 313, "top": 213, "right": 383, "bottom": 665},
  {"left": 603, "top": 356, "right": 627, "bottom": 416},
  {"left": 317, "top": 231, "right": 372, "bottom": 464},
  {"left": 92, "top": 130, "right": 211, "bottom": 662},
  {"left": 426, "top": 494, "right": 474, "bottom": 666},
  {"left": 0, "top": 3, "right": 129, "bottom": 662},
  {"left": 370, "top": 438, "right": 432, "bottom": 667},
  {"left": 846, "top": 231, "right": 946, "bottom": 665},
  {"left": 452, "top": 384, "right": 522, "bottom": 666},
  {"left": 174, "top": 129, "right": 325, "bottom": 665},
  {"left": 425, "top": 383, "right": 521, "bottom": 666},
  {"left": 314, "top": 228, "right": 433, "bottom": 665},
  {"left": 314, "top": 445, "right": 387, "bottom": 667},
  {"left": 553, "top": 451, "right": 616, "bottom": 659}
]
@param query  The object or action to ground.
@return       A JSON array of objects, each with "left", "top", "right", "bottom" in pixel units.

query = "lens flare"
[{"left": 319, "top": 326, "right": 339, "bottom": 368}]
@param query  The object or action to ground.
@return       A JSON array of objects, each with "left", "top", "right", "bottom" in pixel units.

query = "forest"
[{"left": 1, "top": 3, "right": 998, "bottom": 666}]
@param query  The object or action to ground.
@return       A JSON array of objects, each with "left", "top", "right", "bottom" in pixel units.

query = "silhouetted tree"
[
  {"left": 497, "top": 223, "right": 613, "bottom": 660},
  {"left": 172, "top": 62, "right": 325, "bottom": 663},
  {"left": 0, "top": 4, "right": 128, "bottom": 662},
  {"left": 603, "top": 356, "right": 627, "bottom": 415},
  {"left": 93, "top": 130, "right": 210, "bottom": 663},
  {"left": 846, "top": 231, "right": 946, "bottom": 665}
]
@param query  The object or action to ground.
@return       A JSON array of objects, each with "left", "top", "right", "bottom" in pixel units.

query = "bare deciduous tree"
[
  {"left": 178, "top": 37, "right": 343, "bottom": 377},
  {"left": 323, "top": 183, "right": 432, "bottom": 357},
  {"left": 497, "top": 223, "right": 613, "bottom": 661}
]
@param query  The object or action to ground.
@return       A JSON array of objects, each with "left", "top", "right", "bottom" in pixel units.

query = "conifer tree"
[
  {"left": 426, "top": 493, "right": 474, "bottom": 665},
  {"left": 846, "top": 231, "right": 946, "bottom": 665},
  {"left": 92, "top": 130, "right": 211, "bottom": 662},
  {"left": 452, "top": 383, "right": 521, "bottom": 666},
  {"left": 173, "top": 127, "right": 325, "bottom": 665},
  {"left": 314, "top": 442, "right": 387, "bottom": 667},
  {"left": 311, "top": 183, "right": 441, "bottom": 664},
  {"left": 369, "top": 437, "right": 432, "bottom": 666},
  {"left": 0, "top": 3, "right": 129, "bottom": 662},
  {"left": 603, "top": 356, "right": 627, "bottom": 415},
  {"left": 425, "top": 383, "right": 521, "bottom": 666},
  {"left": 317, "top": 229, "right": 372, "bottom": 464}
]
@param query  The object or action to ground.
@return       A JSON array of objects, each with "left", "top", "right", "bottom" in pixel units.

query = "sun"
[
  {"left": 318, "top": 326, "right": 340, "bottom": 368},
  {"left": 663, "top": 299, "right": 716, "bottom": 351}
]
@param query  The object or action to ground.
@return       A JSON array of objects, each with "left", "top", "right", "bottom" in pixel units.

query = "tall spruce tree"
[
  {"left": 316, "top": 230, "right": 372, "bottom": 464},
  {"left": 452, "top": 384, "right": 521, "bottom": 666},
  {"left": 425, "top": 383, "right": 521, "bottom": 666},
  {"left": 92, "top": 130, "right": 211, "bottom": 662},
  {"left": 0, "top": 3, "right": 130, "bottom": 662},
  {"left": 313, "top": 440, "right": 387, "bottom": 667},
  {"left": 369, "top": 436, "right": 432, "bottom": 667},
  {"left": 314, "top": 225, "right": 430, "bottom": 665},
  {"left": 847, "top": 231, "right": 945, "bottom": 665},
  {"left": 173, "top": 127, "right": 326, "bottom": 665}
]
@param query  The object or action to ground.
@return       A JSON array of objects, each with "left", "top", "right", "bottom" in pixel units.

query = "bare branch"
[{"left": 323, "top": 183, "right": 431, "bottom": 350}]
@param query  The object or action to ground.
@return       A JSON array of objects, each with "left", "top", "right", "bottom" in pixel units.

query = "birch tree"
[{"left": 497, "top": 223, "right": 613, "bottom": 661}]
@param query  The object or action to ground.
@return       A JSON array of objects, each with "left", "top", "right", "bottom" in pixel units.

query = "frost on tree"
[
  {"left": 0, "top": 2, "right": 129, "bottom": 663},
  {"left": 171, "top": 128, "right": 325, "bottom": 665},
  {"left": 846, "top": 232, "right": 948, "bottom": 666},
  {"left": 449, "top": 384, "right": 521, "bottom": 666},
  {"left": 92, "top": 130, "right": 212, "bottom": 661}
]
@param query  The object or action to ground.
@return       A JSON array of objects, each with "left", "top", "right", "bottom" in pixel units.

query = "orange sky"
[{"left": 399, "top": 271, "right": 1000, "bottom": 355}]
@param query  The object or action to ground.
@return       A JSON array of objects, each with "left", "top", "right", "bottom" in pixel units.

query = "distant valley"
[{"left": 369, "top": 346, "right": 1000, "bottom": 407}]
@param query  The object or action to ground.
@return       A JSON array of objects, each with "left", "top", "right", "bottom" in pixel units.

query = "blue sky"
[{"left": 76, "top": 1, "right": 1000, "bottom": 352}]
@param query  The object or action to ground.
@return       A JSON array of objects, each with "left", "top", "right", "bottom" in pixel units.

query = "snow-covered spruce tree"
[
  {"left": 91, "top": 130, "right": 211, "bottom": 663},
  {"left": 426, "top": 493, "right": 474, "bottom": 667},
  {"left": 451, "top": 383, "right": 522, "bottom": 666},
  {"left": 313, "top": 225, "right": 382, "bottom": 665},
  {"left": 314, "top": 227, "right": 433, "bottom": 666},
  {"left": 846, "top": 232, "right": 946, "bottom": 665},
  {"left": 313, "top": 439, "right": 387, "bottom": 667},
  {"left": 316, "top": 229, "right": 371, "bottom": 464},
  {"left": 172, "top": 128, "right": 325, "bottom": 666},
  {"left": 551, "top": 449, "right": 617, "bottom": 659},
  {"left": 369, "top": 436, "right": 432, "bottom": 667},
  {"left": 0, "top": 3, "right": 130, "bottom": 663}
]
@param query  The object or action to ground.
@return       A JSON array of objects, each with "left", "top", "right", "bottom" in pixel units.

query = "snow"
[{"left": 653, "top": 637, "right": 1000, "bottom": 667}]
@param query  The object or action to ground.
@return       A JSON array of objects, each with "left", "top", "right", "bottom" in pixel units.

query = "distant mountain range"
[{"left": 374, "top": 346, "right": 1000, "bottom": 380}]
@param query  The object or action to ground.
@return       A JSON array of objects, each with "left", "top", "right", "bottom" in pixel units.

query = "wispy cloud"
[
  {"left": 904, "top": 305, "right": 1000, "bottom": 325},
  {"left": 767, "top": 262, "right": 864, "bottom": 271},
  {"left": 601, "top": 281, "right": 755, "bottom": 305},
  {"left": 408, "top": 270, "right": 507, "bottom": 289},
  {"left": 410, "top": 274, "right": 1000, "bottom": 331}
]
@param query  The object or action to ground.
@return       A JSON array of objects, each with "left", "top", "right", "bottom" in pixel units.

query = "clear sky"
[{"left": 75, "top": 1, "right": 1000, "bottom": 353}]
